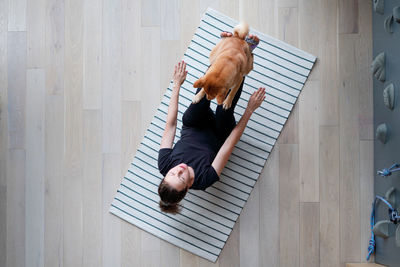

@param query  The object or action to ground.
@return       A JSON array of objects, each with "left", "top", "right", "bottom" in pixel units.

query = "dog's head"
[{"left": 193, "top": 75, "right": 228, "bottom": 105}]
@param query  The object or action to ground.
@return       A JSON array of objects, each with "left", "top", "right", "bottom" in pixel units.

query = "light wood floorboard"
[
  {"left": 64, "top": 1, "right": 84, "bottom": 266},
  {"left": 44, "top": 95, "right": 64, "bottom": 266},
  {"left": 44, "top": 1, "right": 65, "bottom": 266},
  {"left": 83, "top": 0, "right": 102, "bottom": 109},
  {"left": 1, "top": 2, "right": 8, "bottom": 266},
  {"left": 27, "top": 0, "right": 45, "bottom": 68},
  {"left": 83, "top": 110, "right": 103, "bottom": 267},
  {"left": 0, "top": 2, "right": 8, "bottom": 264},
  {"left": 320, "top": 126, "right": 340, "bottom": 267},
  {"left": 339, "top": 34, "right": 362, "bottom": 265},
  {"left": 279, "top": 144, "right": 300, "bottom": 267},
  {"left": 1, "top": 1, "right": 374, "bottom": 266},
  {"left": 122, "top": 0, "right": 141, "bottom": 102},
  {"left": 277, "top": 5, "right": 298, "bottom": 145},
  {"left": 299, "top": 81, "right": 320, "bottom": 202},
  {"left": 8, "top": 0, "right": 26, "bottom": 31},
  {"left": 7, "top": 150, "right": 26, "bottom": 267},
  {"left": 319, "top": 0, "right": 339, "bottom": 126},
  {"left": 300, "top": 202, "right": 320, "bottom": 267},
  {"left": 26, "top": 69, "right": 45, "bottom": 267}
]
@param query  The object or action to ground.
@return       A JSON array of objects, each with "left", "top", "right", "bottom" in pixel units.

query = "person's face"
[{"left": 164, "top": 163, "right": 193, "bottom": 191}]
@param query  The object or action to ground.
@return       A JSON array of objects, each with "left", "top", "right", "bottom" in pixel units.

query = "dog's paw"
[
  {"left": 222, "top": 99, "right": 232, "bottom": 110},
  {"left": 192, "top": 94, "right": 202, "bottom": 104}
]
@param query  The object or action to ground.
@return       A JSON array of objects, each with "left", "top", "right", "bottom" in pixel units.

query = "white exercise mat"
[{"left": 109, "top": 7, "right": 316, "bottom": 262}]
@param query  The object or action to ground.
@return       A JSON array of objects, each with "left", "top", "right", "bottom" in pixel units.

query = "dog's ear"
[{"left": 193, "top": 77, "right": 205, "bottom": 88}]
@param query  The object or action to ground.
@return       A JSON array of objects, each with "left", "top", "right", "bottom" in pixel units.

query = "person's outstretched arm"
[
  {"left": 160, "top": 61, "right": 188, "bottom": 149},
  {"left": 212, "top": 87, "right": 266, "bottom": 176}
]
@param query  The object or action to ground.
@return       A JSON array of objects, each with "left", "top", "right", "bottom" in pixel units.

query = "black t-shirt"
[{"left": 158, "top": 125, "right": 221, "bottom": 190}]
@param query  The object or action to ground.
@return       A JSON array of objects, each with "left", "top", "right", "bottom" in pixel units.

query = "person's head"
[{"left": 158, "top": 163, "right": 194, "bottom": 214}]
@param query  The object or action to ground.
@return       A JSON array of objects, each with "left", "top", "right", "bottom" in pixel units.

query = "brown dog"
[{"left": 192, "top": 22, "right": 254, "bottom": 109}]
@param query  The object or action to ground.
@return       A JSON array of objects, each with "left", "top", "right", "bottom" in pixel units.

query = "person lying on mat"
[{"left": 157, "top": 32, "right": 264, "bottom": 214}]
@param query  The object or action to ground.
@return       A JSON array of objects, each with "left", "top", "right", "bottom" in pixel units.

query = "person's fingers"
[
  {"left": 253, "top": 87, "right": 263, "bottom": 96},
  {"left": 255, "top": 88, "right": 265, "bottom": 100},
  {"left": 260, "top": 91, "right": 265, "bottom": 99}
]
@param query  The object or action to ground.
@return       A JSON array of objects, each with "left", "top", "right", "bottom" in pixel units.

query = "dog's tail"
[{"left": 233, "top": 21, "right": 249, "bottom": 39}]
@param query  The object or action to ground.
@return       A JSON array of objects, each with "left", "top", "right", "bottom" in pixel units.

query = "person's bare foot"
[
  {"left": 246, "top": 34, "right": 259, "bottom": 52},
  {"left": 220, "top": 31, "right": 233, "bottom": 38}
]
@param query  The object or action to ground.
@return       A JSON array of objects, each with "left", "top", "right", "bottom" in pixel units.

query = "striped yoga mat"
[{"left": 110, "top": 8, "right": 316, "bottom": 262}]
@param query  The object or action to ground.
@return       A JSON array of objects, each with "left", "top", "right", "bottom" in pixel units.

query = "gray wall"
[{"left": 373, "top": 0, "right": 400, "bottom": 265}]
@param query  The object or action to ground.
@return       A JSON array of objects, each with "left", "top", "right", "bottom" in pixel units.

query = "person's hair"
[{"left": 158, "top": 177, "right": 188, "bottom": 214}]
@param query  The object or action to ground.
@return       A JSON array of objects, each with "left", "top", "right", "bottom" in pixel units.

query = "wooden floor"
[{"left": 0, "top": 0, "right": 374, "bottom": 266}]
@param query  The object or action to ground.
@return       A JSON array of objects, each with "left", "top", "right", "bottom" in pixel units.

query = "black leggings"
[{"left": 182, "top": 78, "right": 245, "bottom": 144}]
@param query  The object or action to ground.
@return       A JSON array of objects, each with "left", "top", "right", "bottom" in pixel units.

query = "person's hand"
[
  {"left": 246, "top": 87, "right": 266, "bottom": 113},
  {"left": 172, "top": 60, "right": 188, "bottom": 88},
  {"left": 220, "top": 32, "right": 233, "bottom": 38}
]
